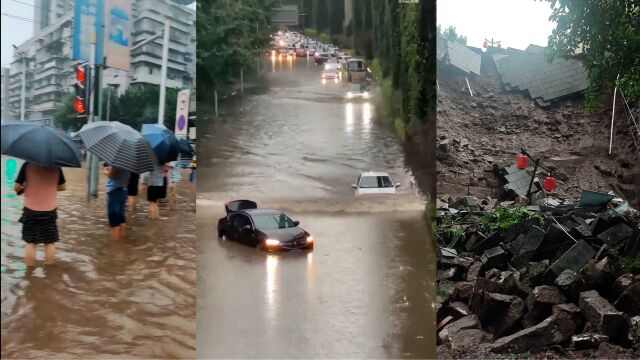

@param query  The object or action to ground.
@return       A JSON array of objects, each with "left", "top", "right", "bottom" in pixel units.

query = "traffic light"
[{"left": 73, "top": 65, "right": 87, "bottom": 115}]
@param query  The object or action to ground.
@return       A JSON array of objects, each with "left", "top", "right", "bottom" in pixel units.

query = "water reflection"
[
  {"left": 362, "top": 102, "right": 372, "bottom": 133},
  {"left": 265, "top": 254, "right": 279, "bottom": 320},
  {"left": 345, "top": 102, "right": 354, "bottom": 133}
]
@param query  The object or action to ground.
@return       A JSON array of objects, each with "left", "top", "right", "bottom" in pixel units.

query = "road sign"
[
  {"left": 104, "top": 0, "right": 131, "bottom": 71},
  {"left": 175, "top": 89, "right": 191, "bottom": 138},
  {"left": 72, "top": 0, "right": 105, "bottom": 64}
]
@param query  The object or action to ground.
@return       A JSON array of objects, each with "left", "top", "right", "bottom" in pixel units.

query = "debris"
[
  {"left": 470, "top": 291, "right": 525, "bottom": 336},
  {"left": 545, "top": 240, "right": 596, "bottom": 280},
  {"left": 526, "top": 285, "right": 566, "bottom": 322},
  {"left": 578, "top": 290, "right": 629, "bottom": 342},
  {"left": 571, "top": 334, "right": 609, "bottom": 350},
  {"left": 481, "top": 246, "right": 509, "bottom": 270},
  {"left": 438, "top": 314, "right": 481, "bottom": 343}
]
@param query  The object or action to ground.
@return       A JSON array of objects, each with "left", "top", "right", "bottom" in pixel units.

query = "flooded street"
[
  {"left": 1, "top": 156, "right": 196, "bottom": 359},
  {"left": 197, "top": 57, "right": 436, "bottom": 358}
]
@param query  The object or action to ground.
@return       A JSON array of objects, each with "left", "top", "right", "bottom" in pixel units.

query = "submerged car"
[
  {"left": 345, "top": 84, "right": 370, "bottom": 100},
  {"left": 322, "top": 63, "right": 339, "bottom": 80},
  {"left": 352, "top": 172, "right": 401, "bottom": 195},
  {"left": 217, "top": 200, "right": 313, "bottom": 251}
]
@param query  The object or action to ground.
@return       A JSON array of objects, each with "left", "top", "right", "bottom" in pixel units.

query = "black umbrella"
[
  {"left": 141, "top": 124, "right": 179, "bottom": 163},
  {"left": 177, "top": 137, "right": 194, "bottom": 156},
  {"left": 77, "top": 121, "right": 156, "bottom": 173},
  {"left": 1, "top": 122, "right": 82, "bottom": 167}
]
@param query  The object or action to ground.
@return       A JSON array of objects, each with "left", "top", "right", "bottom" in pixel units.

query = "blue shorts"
[{"left": 107, "top": 188, "right": 127, "bottom": 228}]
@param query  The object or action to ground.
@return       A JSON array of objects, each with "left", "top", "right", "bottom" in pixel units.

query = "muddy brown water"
[
  {"left": 197, "top": 56, "right": 436, "bottom": 358},
  {"left": 1, "top": 156, "right": 196, "bottom": 359}
]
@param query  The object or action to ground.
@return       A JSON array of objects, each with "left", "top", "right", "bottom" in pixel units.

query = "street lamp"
[{"left": 12, "top": 44, "right": 27, "bottom": 121}]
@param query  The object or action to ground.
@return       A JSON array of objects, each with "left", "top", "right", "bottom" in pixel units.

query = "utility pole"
[
  {"left": 87, "top": 32, "right": 100, "bottom": 199},
  {"left": 158, "top": 21, "right": 171, "bottom": 125},
  {"left": 106, "top": 86, "right": 112, "bottom": 121}
]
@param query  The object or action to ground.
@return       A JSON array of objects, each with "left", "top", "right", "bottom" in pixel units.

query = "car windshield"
[
  {"left": 252, "top": 213, "right": 297, "bottom": 230},
  {"left": 324, "top": 64, "right": 337, "bottom": 71},
  {"left": 350, "top": 85, "right": 362, "bottom": 92},
  {"left": 359, "top": 176, "right": 393, "bottom": 188}
]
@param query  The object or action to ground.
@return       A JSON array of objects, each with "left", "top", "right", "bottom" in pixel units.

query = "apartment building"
[{"left": 8, "top": 0, "right": 195, "bottom": 125}]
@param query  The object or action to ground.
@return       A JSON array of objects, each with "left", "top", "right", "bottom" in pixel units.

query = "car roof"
[
  {"left": 360, "top": 171, "right": 391, "bottom": 177},
  {"left": 242, "top": 209, "right": 282, "bottom": 216}
]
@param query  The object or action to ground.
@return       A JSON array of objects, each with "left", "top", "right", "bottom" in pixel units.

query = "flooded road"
[
  {"left": 1, "top": 156, "right": 196, "bottom": 359},
  {"left": 197, "top": 56, "right": 436, "bottom": 358}
]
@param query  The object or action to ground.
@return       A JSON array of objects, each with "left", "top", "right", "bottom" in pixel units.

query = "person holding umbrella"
[
  {"left": 143, "top": 162, "right": 166, "bottom": 219},
  {"left": 2, "top": 122, "right": 82, "bottom": 266},
  {"left": 102, "top": 163, "right": 130, "bottom": 240}
]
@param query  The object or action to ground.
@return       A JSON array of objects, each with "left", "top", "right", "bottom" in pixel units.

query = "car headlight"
[
  {"left": 265, "top": 239, "right": 280, "bottom": 246},
  {"left": 306, "top": 235, "right": 313, "bottom": 243},
  {"left": 347, "top": 92, "right": 353, "bottom": 98},
  {"left": 334, "top": 78, "right": 339, "bottom": 83},
  {"left": 363, "top": 92, "right": 369, "bottom": 98}
]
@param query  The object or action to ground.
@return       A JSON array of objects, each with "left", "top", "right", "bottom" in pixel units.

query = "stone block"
[{"left": 578, "top": 290, "right": 629, "bottom": 342}]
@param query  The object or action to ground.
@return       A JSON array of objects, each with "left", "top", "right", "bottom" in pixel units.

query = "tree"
[
  {"left": 545, "top": 0, "right": 640, "bottom": 107},
  {"left": 437, "top": 25, "right": 467, "bottom": 45}
]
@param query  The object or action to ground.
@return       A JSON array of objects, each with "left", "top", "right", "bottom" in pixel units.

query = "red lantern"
[
  {"left": 544, "top": 176, "right": 556, "bottom": 192},
  {"left": 516, "top": 154, "right": 528, "bottom": 169}
]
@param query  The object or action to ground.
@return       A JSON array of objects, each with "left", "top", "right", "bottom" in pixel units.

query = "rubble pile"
[
  {"left": 436, "top": 74, "right": 640, "bottom": 207},
  {"left": 435, "top": 194, "right": 640, "bottom": 358}
]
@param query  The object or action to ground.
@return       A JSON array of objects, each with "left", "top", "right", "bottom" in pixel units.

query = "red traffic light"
[
  {"left": 75, "top": 67, "right": 85, "bottom": 82},
  {"left": 73, "top": 97, "right": 85, "bottom": 114}
]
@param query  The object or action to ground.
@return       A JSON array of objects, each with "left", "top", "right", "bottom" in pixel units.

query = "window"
[
  {"left": 148, "top": 67, "right": 153, "bottom": 75},
  {"left": 252, "top": 213, "right": 296, "bottom": 230},
  {"left": 230, "top": 214, "right": 251, "bottom": 229}
]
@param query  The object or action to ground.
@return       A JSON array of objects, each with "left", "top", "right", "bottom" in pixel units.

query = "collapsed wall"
[{"left": 436, "top": 48, "right": 639, "bottom": 207}]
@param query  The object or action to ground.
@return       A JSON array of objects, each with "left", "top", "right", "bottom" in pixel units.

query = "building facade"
[
  {"left": 8, "top": 0, "right": 195, "bottom": 125},
  {"left": 1, "top": 67, "right": 10, "bottom": 123}
]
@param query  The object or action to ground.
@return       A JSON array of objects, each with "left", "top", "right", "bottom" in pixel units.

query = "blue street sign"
[{"left": 72, "top": 0, "right": 105, "bottom": 64}]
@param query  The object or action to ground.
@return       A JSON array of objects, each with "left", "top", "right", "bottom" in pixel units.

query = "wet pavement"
[
  {"left": 197, "top": 56, "right": 436, "bottom": 358},
  {"left": 1, "top": 156, "right": 196, "bottom": 359}
]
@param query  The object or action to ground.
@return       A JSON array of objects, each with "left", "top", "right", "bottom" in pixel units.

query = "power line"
[
  {"left": 12, "top": 0, "right": 44, "bottom": 9},
  {"left": 1, "top": 12, "right": 41, "bottom": 23}
]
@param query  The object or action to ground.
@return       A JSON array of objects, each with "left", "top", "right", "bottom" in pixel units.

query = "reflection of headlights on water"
[
  {"left": 322, "top": 78, "right": 326, "bottom": 85},
  {"left": 334, "top": 78, "right": 339, "bottom": 83},
  {"left": 363, "top": 92, "right": 370, "bottom": 99},
  {"left": 265, "top": 239, "right": 281, "bottom": 247},
  {"left": 346, "top": 92, "right": 353, "bottom": 98}
]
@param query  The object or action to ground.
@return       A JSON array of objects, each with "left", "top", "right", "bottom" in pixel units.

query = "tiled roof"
[
  {"left": 437, "top": 37, "right": 481, "bottom": 76},
  {"left": 494, "top": 45, "right": 589, "bottom": 106}
]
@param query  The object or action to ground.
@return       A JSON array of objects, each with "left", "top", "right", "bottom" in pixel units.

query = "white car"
[
  {"left": 352, "top": 172, "right": 401, "bottom": 195},
  {"left": 345, "top": 84, "right": 371, "bottom": 100}
]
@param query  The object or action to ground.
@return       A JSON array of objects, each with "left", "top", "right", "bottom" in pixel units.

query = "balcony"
[{"left": 32, "top": 84, "right": 60, "bottom": 96}]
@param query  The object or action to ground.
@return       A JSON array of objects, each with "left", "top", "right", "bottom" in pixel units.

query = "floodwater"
[
  {"left": 1, "top": 156, "right": 196, "bottom": 359},
  {"left": 197, "top": 56, "right": 436, "bottom": 358}
]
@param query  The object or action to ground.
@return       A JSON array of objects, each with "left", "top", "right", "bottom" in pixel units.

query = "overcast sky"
[
  {"left": 1, "top": 0, "right": 196, "bottom": 68},
  {"left": 437, "top": 0, "right": 556, "bottom": 50}
]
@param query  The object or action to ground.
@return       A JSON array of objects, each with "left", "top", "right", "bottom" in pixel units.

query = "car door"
[
  {"left": 380, "top": 176, "right": 396, "bottom": 194},
  {"left": 235, "top": 214, "right": 255, "bottom": 245},
  {"left": 227, "top": 214, "right": 243, "bottom": 241}
]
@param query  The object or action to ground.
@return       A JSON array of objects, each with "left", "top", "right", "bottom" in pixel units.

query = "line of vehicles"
[{"left": 218, "top": 31, "right": 402, "bottom": 253}]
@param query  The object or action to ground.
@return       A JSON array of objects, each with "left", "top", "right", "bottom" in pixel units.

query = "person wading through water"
[
  {"left": 102, "top": 163, "right": 130, "bottom": 240},
  {"left": 14, "top": 162, "right": 66, "bottom": 266}
]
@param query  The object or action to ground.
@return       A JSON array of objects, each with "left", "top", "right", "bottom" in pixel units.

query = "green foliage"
[
  {"left": 479, "top": 207, "right": 543, "bottom": 232},
  {"left": 437, "top": 25, "right": 468, "bottom": 45},
  {"left": 394, "top": 117, "right": 405, "bottom": 142},
  {"left": 545, "top": 0, "right": 640, "bottom": 108},
  {"left": 623, "top": 255, "right": 640, "bottom": 274},
  {"left": 196, "top": 0, "right": 276, "bottom": 97},
  {"left": 318, "top": 32, "right": 332, "bottom": 44},
  {"left": 304, "top": 27, "right": 318, "bottom": 38}
]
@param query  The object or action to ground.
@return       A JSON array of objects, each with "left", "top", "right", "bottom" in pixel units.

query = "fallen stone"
[
  {"left": 489, "top": 308, "right": 576, "bottom": 353},
  {"left": 553, "top": 303, "right": 584, "bottom": 334},
  {"left": 613, "top": 281, "right": 640, "bottom": 315},
  {"left": 484, "top": 268, "right": 502, "bottom": 281},
  {"left": 453, "top": 281, "right": 474, "bottom": 301},
  {"left": 472, "top": 232, "right": 503, "bottom": 253},
  {"left": 452, "top": 196, "right": 480, "bottom": 210},
  {"left": 524, "top": 260, "right": 549, "bottom": 285},
  {"left": 448, "top": 301, "right": 470, "bottom": 317},
  {"left": 466, "top": 261, "right": 483, "bottom": 282},
  {"left": 499, "top": 271, "right": 528, "bottom": 298},
  {"left": 527, "top": 285, "right": 567, "bottom": 322},
  {"left": 554, "top": 269, "right": 585, "bottom": 303},
  {"left": 438, "top": 314, "right": 481, "bottom": 343},
  {"left": 613, "top": 273, "right": 634, "bottom": 296},
  {"left": 578, "top": 290, "right": 629, "bottom": 342},
  {"left": 594, "top": 342, "right": 630, "bottom": 359},
  {"left": 437, "top": 267, "right": 459, "bottom": 281},
  {"left": 597, "top": 222, "right": 633, "bottom": 246},
  {"left": 507, "top": 225, "right": 545, "bottom": 268},
  {"left": 445, "top": 328, "right": 494, "bottom": 353},
  {"left": 546, "top": 240, "right": 596, "bottom": 281},
  {"left": 571, "top": 333, "right": 609, "bottom": 350},
  {"left": 629, "top": 316, "right": 640, "bottom": 343},
  {"left": 481, "top": 246, "right": 509, "bottom": 270},
  {"left": 471, "top": 291, "right": 525, "bottom": 336},
  {"left": 535, "top": 223, "right": 576, "bottom": 261}
]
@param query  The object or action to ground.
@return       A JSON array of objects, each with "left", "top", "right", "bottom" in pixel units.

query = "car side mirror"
[
  {"left": 351, "top": 184, "right": 357, "bottom": 189},
  {"left": 395, "top": 183, "right": 402, "bottom": 187},
  {"left": 293, "top": 220, "right": 300, "bottom": 226}
]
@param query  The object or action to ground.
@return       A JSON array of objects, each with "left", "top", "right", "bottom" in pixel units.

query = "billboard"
[
  {"left": 175, "top": 89, "right": 191, "bottom": 138},
  {"left": 72, "top": 0, "right": 105, "bottom": 64},
  {"left": 104, "top": 0, "right": 131, "bottom": 71}
]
